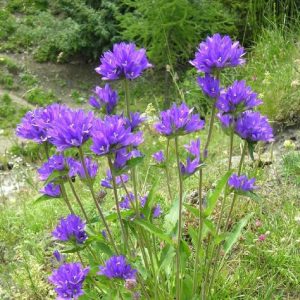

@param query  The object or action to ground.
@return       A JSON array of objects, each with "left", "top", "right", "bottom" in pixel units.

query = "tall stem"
[
  {"left": 192, "top": 168, "right": 203, "bottom": 293},
  {"left": 60, "top": 183, "right": 74, "bottom": 214},
  {"left": 107, "top": 156, "right": 128, "bottom": 252},
  {"left": 174, "top": 136, "right": 183, "bottom": 300},
  {"left": 67, "top": 177, "right": 89, "bottom": 222},
  {"left": 78, "top": 147, "right": 118, "bottom": 254},
  {"left": 165, "top": 139, "right": 172, "bottom": 202},
  {"left": 123, "top": 79, "right": 131, "bottom": 119}
]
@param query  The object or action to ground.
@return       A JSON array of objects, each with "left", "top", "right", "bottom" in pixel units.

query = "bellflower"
[
  {"left": 95, "top": 42, "right": 152, "bottom": 80},
  {"left": 197, "top": 74, "right": 221, "bottom": 98},
  {"left": 228, "top": 174, "right": 257, "bottom": 192},
  {"left": 155, "top": 103, "right": 205, "bottom": 137},
  {"left": 216, "top": 80, "right": 262, "bottom": 114},
  {"left": 91, "top": 115, "right": 143, "bottom": 156},
  {"left": 126, "top": 112, "right": 146, "bottom": 131},
  {"left": 153, "top": 204, "right": 162, "bottom": 218},
  {"left": 48, "top": 109, "right": 94, "bottom": 151},
  {"left": 40, "top": 182, "right": 61, "bottom": 197},
  {"left": 152, "top": 151, "right": 165, "bottom": 163},
  {"left": 52, "top": 214, "right": 87, "bottom": 244},
  {"left": 49, "top": 262, "right": 89, "bottom": 299},
  {"left": 53, "top": 250, "right": 65, "bottom": 263},
  {"left": 184, "top": 138, "right": 201, "bottom": 157},
  {"left": 190, "top": 33, "right": 245, "bottom": 73},
  {"left": 38, "top": 154, "right": 66, "bottom": 181},
  {"left": 73, "top": 157, "right": 98, "bottom": 179},
  {"left": 101, "top": 169, "right": 129, "bottom": 189},
  {"left": 98, "top": 255, "right": 137, "bottom": 280},
  {"left": 217, "top": 112, "right": 234, "bottom": 128},
  {"left": 119, "top": 192, "right": 136, "bottom": 209},
  {"left": 89, "top": 84, "right": 118, "bottom": 114},
  {"left": 235, "top": 111, "right": 274, "bottom": 142},
  {"left": 180, "top": 138, "right": 201, "bottom": 177}
]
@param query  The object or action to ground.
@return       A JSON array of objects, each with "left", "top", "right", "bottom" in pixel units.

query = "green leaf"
[
  {"left": 105, "top": 210, "right": 133, "bottom": 222},
  {"left": 158, "top": 245, "right": 176, "bottom": 276},
  {"left": 94, "top": 241, "right": 113, "bottom": 257},
  {"left": 182, "top": 275, "right": 193, "bottom": 300},
  {"left": 45, "top": 169, "right": 68, "bottom": 185},
  {"left": 204, "top": 170, "right": 232, "bottom": 217},
  {"left": 237, "top": 190, "right": 261, "bottom": 202},
  {"left": 248, "top": 142, "right": 256, "bottom": 161},
  {"left": 142, "top": 177, "right": 159, "bottom": 219},
  {"left": 184, "top": 203, "right": 199, "bottom": 217},
  {"left": 223, "top": 212, "right": 253, "bottom": 255},
  {"left": 133, "top": 218, "right": 173, "bottom": 244},
  {"left": 164, "top": 195, "right": 180, "bottom": 234},
  {"left": 33, "top": 194, "right": 60, "bottom": 205}
]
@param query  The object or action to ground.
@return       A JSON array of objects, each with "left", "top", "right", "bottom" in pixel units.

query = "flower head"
[
  {"left": 101, "top": 169, "right": 129, "bottom": 189},
  {"left": 53, "top": 250, "right": 65, "bottom": 263},
  {"left": 152, "top": 151, "right": 165, "bottom": 163},
  {"left": 52, "top": 214, "right": 87, "bottom": 244},
  {"left": 126, "top": 112, "right": 146, "bottom": 131},
  {"left": 49, "top": 262, "right": 89, "bottom": 299},
  {"left": 184, "top": 138, "right": 201, "bottom": 157},
  {"left": 91, "top": 115, "right": 143, "bottom": 156},
  {"left": 153, "top": 204, "right": 162, "bottom": 218},
  {"left": 216, "top": 80, "right": 262, "bottom": 114},
  {"left": 95, "top": 42, "right": 152, "bottom": 80},
  {"left": 155, "top": 103, "right": 205, "bottom": 137},
  {"left": 190, "top": 33, "right": 245, "bottom": 73},
  {"left": 40, "top": 182, "right": 61, "bottom": 197},
  {"left": 73, "top": 157, "right": 98, "bottom": 179},
  {"left": 180, "top": 157, "right": 200, "bottom": 176},
  {"left": 89, "top": 84, "right": 118, "bottom": 114},
  {"left": 197, "top": 74, "right": 221, "bottom": 98},
  {"left": 48, "top": 109, "right": 94, "bottom": 151},
  {"left": 228, "top": 173, "right": 257, "bottom": 192},
  {"left": 119, "top": 192, "right": 136, "bottom": 209},
  {"left": 235, "top": 111, "right": 274, "bottom": 142},
  {"left": 217, "top": 112, "right": 234, "bottom": 128},
  {"left": 98, "top": 255, "right": 137, "bottom": 280}
]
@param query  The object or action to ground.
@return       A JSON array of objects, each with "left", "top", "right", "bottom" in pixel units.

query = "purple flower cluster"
[
  {"left": 216, "top": 80, "right": 262, "bottom": 114},
  {"left": 48, "top": 109, "right": 94, "bottom": 151},
  {"left": 98, "top": 255, "right": 137, "bottom": 280},
  {"left": 228, "top": 174, "right": 257, "bottom": 192},
  {"left": 152, "top": 150, "right": 165, "bottom": 164},
  {"left": 101, "top": 169, "right": 129, "bottom": 189},
  {"left": 180, "top": 138, "right": 201, "bottom": 177},
  {"left": 113, "top": 148, "right": 143, "bottom": 170},
  {"left": 95, "top": 42, "right": 152, "bottom": 80},
  {"left": 73, "top": 157, "right": 98, "bottom": 179},
  {"left": 126, "top": 112, "right": 146, "bottom": 131},
  {"left": 91, "top": 115, "right": 143, "bottom": 156},
  {"left": 40, "top": 182, "right": 61, "bottom": 197},
  {"left": 155, "top": 103, "right": 205, "bottom": 137},
  {"left": 190, "top": 33, "right": 245, "bottom": 73},
  {"left": 16, "top": 104, "right": 67, "bottom": 144},
  {"left": 49, "top": 262, "right": 89, "bottom": 299},
  {"left": 197, "top": 74, "right": 221, "bottom": 99},
  {"left": 235, "top": 111, "right": 274, "bottom": 142},
  {"left": 89, "top": 84, "right": 118, "bottom": 114},
  {"left": 52, "top": 214, "right": 87, "bottom": 244}
]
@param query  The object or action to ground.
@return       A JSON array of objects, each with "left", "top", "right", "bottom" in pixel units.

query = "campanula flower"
[
  {"left": 40, "top": 182, "right": 61, "bottom": 197},
  {"left": 49, "top": 262, "right": 89, "bottom": 299},
  {"left": 89, "top": 84, "right": 118, "bottom": 114},
  {"left": 95, "top": 42, "right": 152, "bottom": 80},
  {"left": 152, "top": 151, "right": 165, "bottom": 163},
  {"left": 190, "top": 33, "right": 245, "bottom": 73},
  {"left": 52, "top": 214, "right": 87, "bottom": 244},
  {"left": 98, "top": 255, "right": 137, "bottom": 280},
  {"left": 155, "top": 103, "right": 205, "bottom": 137},
  {"left": 228, "top": 174, "right": 257, "bottom": 192},
  {"left": 197, "top": 74, "right": 221, "bottom": 98},
  {"left": 235, "top": 111, "right": 274, "bottom": 142},
  {"left": 101, "top": 169, "right": 129, "bottom": 189}
]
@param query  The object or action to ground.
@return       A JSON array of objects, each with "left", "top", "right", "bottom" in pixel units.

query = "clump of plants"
[{"left": 16, "top": 35, "right": 274, "bottom": 299}]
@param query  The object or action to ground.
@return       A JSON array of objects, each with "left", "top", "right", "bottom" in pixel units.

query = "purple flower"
[
  {"left": 91, "top": 115, "right": 143, "bottom": 156},
  {"left": 48, "top": 109, "right": 94, "bottom": 151},
  {"left": 73, "top": 157, "right": 98, "bottom": 179},
  {"left": 98, "top": 255, "right": 137, "bottom": 280},
  {"left": 53, "top": 250, "right": 65, "bottom": 263},
  {"left": 184, "top": 138, "right": 201, "bottom": 158},
  {"left": 101, "top": 169, "right": 129, "bottom": 189},
  {"left": 120, "top": 192, "right": 136, "bottom": 209},
  {"left": 52, "top": 214, "right": 87, "bottom": 244},
  {"left": 235, "top": 111, "right": 274, "bottom": 142},
  {"left": 155, "top": 103, "right": 205, "bottom": 137},
  {"left": 153, "top": 204, "right": 162, "bottom": 218},
  {"left": 38, "top": 154, "right": 67, "bottom": 181},
  {"left": 126, "top": 112, "right": 146, "bottom": 131},
  {"left": 95, "top": 42, "right": 152, "bottom": 80},
  {"left": 180, "top": 157, "right": 200, "bottom": 176},
  {"left": 217, "top": 112, "right": 234, "bottom": 128},
  {"left": 216, "top": 80, "right": 262, "bottom": 114},
  {"left": 228, "top": 173, "right": 257, "bottom": 192},
  {"left": 197, "top": 74, "right": 221, "bottom": 98},
  {"left": 16, "top": 104, "right": 68, "bottom": 144},
  {"left": 190, "top": 33, "right": 245, "bottom": 73},
  {"left": 40, "top": 182, "right": 61, "bottom": 197},
  {"left": 49, "top": 262, "right": 89, "bottom": 299},
  {"left": 89, "top": 84, "right": 118, "bottom": 114},
  {"left": 152, "top": 151, "right": 165, "bottom": 163}
]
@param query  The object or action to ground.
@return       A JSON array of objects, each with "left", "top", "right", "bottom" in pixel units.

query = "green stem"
[
  {"left": 123, "top": 79, "right": 131, "bottom": 119},
  {"left": 203, "top": 103, "right": 216, "bottom": 157},
  {"left": 192, "top": 168, "right": 203, "bottom": 294},
  {"left": 174, "top": 136, "right": 183, "bottom": 300},
  {"left": 107, "top": 156, "right": 128, "bottom": 253},
  {"left": 165, "top": 139, "right": 172, "bottom": 202},
  {"left": 60, "top": 183, "right": 74, "bottom": 214},
  {"left": 78, "top": 147, "right": 118, "bottom": 254},
  {"left": 67, "top": 177, "right": 89, "bottom": 222}
]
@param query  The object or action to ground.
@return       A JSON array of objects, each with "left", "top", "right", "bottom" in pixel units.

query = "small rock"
[{"left": 7, "top": 162, "right": 14, "bottom": 170}]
